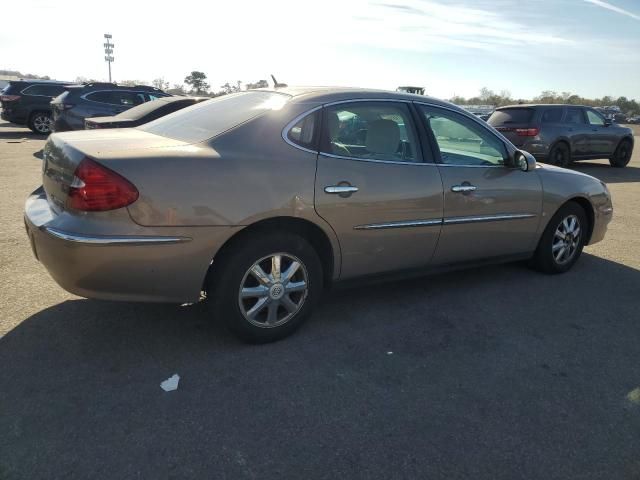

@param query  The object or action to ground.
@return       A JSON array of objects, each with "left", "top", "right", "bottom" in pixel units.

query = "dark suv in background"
[
  {"left": 0, "top": 80, "right": 76, "bottom": 134},
  {"left": 488, "top": 104, "right": 634, "bottom": 168},
  {"left": 51, "top": 83, "right": 170, "bottom": 132}
]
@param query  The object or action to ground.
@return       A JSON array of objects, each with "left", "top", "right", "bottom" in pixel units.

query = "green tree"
[{"left": 184, "top": 71, "right": 210, "bottom": 94}]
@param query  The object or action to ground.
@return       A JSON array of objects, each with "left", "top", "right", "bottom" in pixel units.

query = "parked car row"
[
  {"left": 24, "top": 87, "right": 614, "bottom": 342},
  {"left": 0, "top": 79, "right": 207, "bottom": 134}
]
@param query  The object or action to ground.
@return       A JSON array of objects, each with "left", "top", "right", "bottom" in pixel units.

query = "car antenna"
[{"left": 271, "top": 74, "right": 287, "bottom": 89}]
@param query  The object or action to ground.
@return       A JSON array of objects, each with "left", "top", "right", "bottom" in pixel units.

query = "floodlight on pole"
[{"left": 103, "top": 33, "right": 114, "bottom": 82}]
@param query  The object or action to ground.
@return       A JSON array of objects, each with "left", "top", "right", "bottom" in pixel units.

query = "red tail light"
[
  {"left": 0, "top": 94, "right": 20, "bottom": 102},
  {"left": 516, "top": 128, "right": 540, "bottom": 137},
  {"left": 67, "top": 158, "right": 139, "bottom": 211}
]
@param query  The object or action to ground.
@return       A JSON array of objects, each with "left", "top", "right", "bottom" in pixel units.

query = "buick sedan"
[{"left": 24, "top": 87, "right": 613, "bottom": 342}]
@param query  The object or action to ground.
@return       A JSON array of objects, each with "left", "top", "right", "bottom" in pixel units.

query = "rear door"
[
  {"left": 563, "top": 107, "right": 590, "bottom": 156},
  {"left": 417, "top": 103, "right": 542, "bottom": 264},
  {"left": 585, "top": 108, "right": 617, "bottom": 156},
  {"left": 488, "top": 107, "right": 535, "bottom": 148},
  {"left": 313, "top": 100, "right": 444, "bottom": 279}
]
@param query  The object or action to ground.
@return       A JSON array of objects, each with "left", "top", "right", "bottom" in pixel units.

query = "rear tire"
[
  {"left": 207, "top": 232, "right": 323, "bottom": 343},
  {"left": 529, "top": 202, "right": 588, "bottom": 274},
  {"left": 28, "top": 111, "right": 53, "bottom": 134},
  {"left": 548, "top": 142, "right": 571, "bottom": 167},
  {"left": 609, "top": 139, "right": 632, "bottom": 168}
]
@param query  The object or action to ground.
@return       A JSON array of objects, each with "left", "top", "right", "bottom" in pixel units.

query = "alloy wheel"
[
  {"left": 552, "top": 214, "right": 581, "bottom": 265},
  {"left": 33, "top": 114, "right": 52, "bottom": 134},
  {"left": 238, "top": 253, "right": 309, "bottom": 328}
]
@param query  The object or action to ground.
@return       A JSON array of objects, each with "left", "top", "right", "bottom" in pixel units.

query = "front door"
[
  {"left": 314, "top": 101, "right": 444, "bottom": 279},
  {"left": 416, "top": 104, "right": 543, "bottom": 265},
  {"left": 585, "top": 108, "right": 617, "bottom": 156}
]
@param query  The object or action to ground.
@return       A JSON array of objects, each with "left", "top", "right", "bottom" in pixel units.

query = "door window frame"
[
  {"left": 316, "top": 99, "right": 427, "bottom": 165},
  {"left": 414, "top": 102, "right": 512, "bottom": 169}
]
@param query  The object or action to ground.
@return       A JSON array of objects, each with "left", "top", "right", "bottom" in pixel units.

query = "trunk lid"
[{"left": 42, "top": 129, "right": 188, "bottom": 213}]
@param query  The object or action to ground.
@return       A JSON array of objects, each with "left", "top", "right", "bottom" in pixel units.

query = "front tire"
[
  {"left": 609, "top": 139, "right": 632, "bottom": 168},
  {"left": 530, "top": 202, "right": 588, "bottom": 274},
  {"left": 207, "top": 232, "right": 323, "bottom": 343},
  {"left": 28, "top": 111, "right": 53, "bottom": 134},
  {"left": 548, "top": 142, "right": 571, "bottom": 167}
]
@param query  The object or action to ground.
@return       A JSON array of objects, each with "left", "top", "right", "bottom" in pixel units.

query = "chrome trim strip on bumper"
[
  {"left": 42, "top": 227, "right": 192, "bottom": 245},
  {"left": 354, "top": 219, "right": 442, "bottom": 230},
  {"left": 354, "top": 213, "right": 536, "bottom": 230},
  {"left": 443, "top": 213, "right": 536, "bottom": 225}
]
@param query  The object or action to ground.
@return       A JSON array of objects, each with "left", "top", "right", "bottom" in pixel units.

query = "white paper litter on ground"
[{"left": 161, "top": 374, "right": 180, "bottom": 392}]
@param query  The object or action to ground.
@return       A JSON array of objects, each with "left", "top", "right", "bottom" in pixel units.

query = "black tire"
[
  {"left": 529, "top": 202, "right": 588, "bottom": 274},
  {"left": 609, "top": 139, "right": 632, "bottom": 168},
  {"left": 28, "top": 111, "right": 53, "bottom": 134},
  {"left": 207, "top": 232, "right": 323, "bottom": 343},
  {"left": 548, "top": 142, "right": 571, "bottom": 167}
]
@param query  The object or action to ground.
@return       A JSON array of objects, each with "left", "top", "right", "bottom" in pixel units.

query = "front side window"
[
  {"left": 565, "top": 108, "right": 585, "bottom": 124},
  {"left": 22, "top": 84, "right": 66, "bottom": 96},
  {"left": 111, "top": 91, "right": 144, "bottom": 106},
  {"left": 586, "top": 109, "right": 605, "bottom": 126},
  {"left": 419, "top": 105, "right": 506, "bottom": 166},
  {"left": 287, "top": 110, "right": 319, "bottom": 150},
  {"left": 321, "top": 102, "right": 420, "bottom": 163}
]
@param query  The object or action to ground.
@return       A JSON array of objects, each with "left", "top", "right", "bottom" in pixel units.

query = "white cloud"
[{"left": 583, "top": 0, "right": 640, "bottom": 21}]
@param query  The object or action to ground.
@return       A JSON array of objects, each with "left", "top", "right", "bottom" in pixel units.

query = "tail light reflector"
[
  {"left": 516, "top": 128, "right": 540, "bottom": 137},
  {"left": 67, "top": 158, "right": 139, "bottom": 211},
  {"left": 0, "top": 95, "right": 21, "bottom": 102}
]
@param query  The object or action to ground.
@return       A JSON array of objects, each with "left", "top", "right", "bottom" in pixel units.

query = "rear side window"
[
  {"left": 541, "top": 109, "right": 563, "bottom": 123},
  {"left": 22, "top": 84, "right": 67, "bottom": 96},
  {"left": 488, "top": 108, "right": 534, "bottom": 126},
  {"left": 139, "top": 91, "right": 290, "bottom": 143},
  {"left": 565, "top": 108, "right": 585, "bottom": 124},
  {"left": 287, "top": 110, "right": 319, "bottom": 151},
  {"left": 85, "top": 90, "right": 145, "bottom": 106},
  {"left": 86, "top": 91, "right": 115, "bottom": 104}
]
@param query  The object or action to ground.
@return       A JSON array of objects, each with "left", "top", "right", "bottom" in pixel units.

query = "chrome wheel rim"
[
  {"left": 552, "top": 214, "right": 581, "bottom": 264},
  {"left": 238, "top": 253, "right": 309, "bottom": 328},
  {"left": 33, "top": 114, "right": 52, "bottom": 133}
]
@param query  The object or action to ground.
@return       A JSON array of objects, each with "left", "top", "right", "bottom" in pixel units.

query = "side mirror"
[
  {"left": 513, "top": 150, "right": 536, "bottom": 172},
  {"left": 604, "top": 119, "right": 612, "bottom": 127}
]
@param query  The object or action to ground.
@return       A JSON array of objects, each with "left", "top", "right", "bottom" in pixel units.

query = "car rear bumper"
[
  {"left": 24, "top": 187, "right": 237, "bottom": 303},
  {"left": 1, "top": 110, "right": 27, "bottom": 125}
]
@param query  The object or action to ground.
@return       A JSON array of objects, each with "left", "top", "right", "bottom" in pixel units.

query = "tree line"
[{"left": 451, "top": 87, "right": 639, "bottom": 116}]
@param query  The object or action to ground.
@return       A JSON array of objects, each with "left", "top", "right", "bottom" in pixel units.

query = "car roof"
[
  {"left": 10, "top": 79, "right": 75, "bottom": 85},
  {"left": 496, "top": 104, "right": 588, "bottom": 109},
  {"left": 256, "top": 86, "right": 456, "bottom": 109}
]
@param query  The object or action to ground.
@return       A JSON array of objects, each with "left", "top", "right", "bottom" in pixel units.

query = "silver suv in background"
[
  {"left": 50, "top": 83, "right": 170, "bottom": 132},
  {"left": 488, "top": 104, "right": 634, "bottom": 168}
]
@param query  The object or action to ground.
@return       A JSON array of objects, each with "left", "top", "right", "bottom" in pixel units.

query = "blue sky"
[{"left": 0, "top": 0, "right": 638, "bottom": 99}]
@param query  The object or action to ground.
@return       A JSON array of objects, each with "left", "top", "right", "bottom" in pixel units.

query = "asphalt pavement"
[{"left": 1, "top": 121, "right": 639, "bottom": 479}]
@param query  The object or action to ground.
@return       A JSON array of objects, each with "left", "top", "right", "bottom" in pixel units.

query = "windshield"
[{"left": 139, "top": 91, "right": 290, "bottom": 143}]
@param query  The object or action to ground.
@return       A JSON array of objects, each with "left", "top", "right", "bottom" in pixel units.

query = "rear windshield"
[
  {"left": 116, "top": 97, "right": 176, "bottom": 119},
  {"left": 139, "top": 91, "right": 290, "bottom": 143},
  {"left": 488, "top": 108, "right": 534, "bottom": 126}
]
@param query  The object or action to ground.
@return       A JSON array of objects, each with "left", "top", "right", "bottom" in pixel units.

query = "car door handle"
[
  {"left": 451, "top": 185, "right": 477, "bottom": 193},
  {"left": 324, "top": 185, "right": 359, "bottom": 195}
]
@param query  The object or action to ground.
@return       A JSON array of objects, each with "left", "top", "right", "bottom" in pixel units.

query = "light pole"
[{"left": 103, "top": 34, "right": 114, "bottom": 82}]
